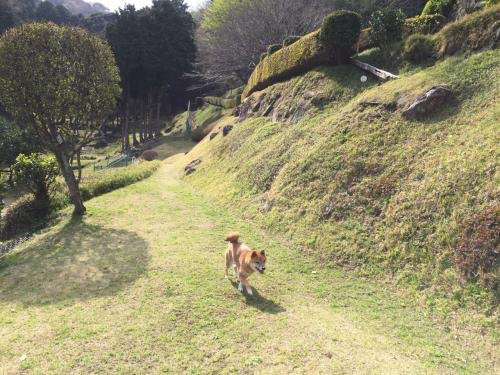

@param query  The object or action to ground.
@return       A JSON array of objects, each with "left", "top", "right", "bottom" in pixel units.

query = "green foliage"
[
  {"left": 485, "top": 0, "right": 499, "bottom": 5},
  {"left": 0, "top": 22, "right": 121, "bottom": 215},
  {"left": 283, "top": 35, "right": 301, "bottom": 46},
  {"left": 267, "top": 44, "right": 282, "bottom": 55},
  {"left": 0, "top": 116, "right": 43, "bottom": 168},
  {"left": 435, "top": 4, "right": 500, "bottom": 56},
  {"left": 201, "top": 0, "right": 248, "bottom": 30},
  {"left": 12, "top": 153, "right": 59, "bottom": 202},
  {"left": 0, "top": 194, "right": 49, "bottom": 240},
  {"left": 422, "top": 0, "right": 456, "bottom": 17},
  {"left": 319, "top": 11, "right": 362, "bottom": 59},
  {"left": 404, "top": 14, "right": 447, "bottom": 36},
  {"left": 203, "top": 96, "right": 240, "bottom": 109},
  {"left": 403, "top": 33, "right": 437, "bottom": 63},
  {"left": 369, "top": 8, "right": 406, "bottom": 49},
  {"left": 242, "top": 31, "right": 330, "bottom": 99}
]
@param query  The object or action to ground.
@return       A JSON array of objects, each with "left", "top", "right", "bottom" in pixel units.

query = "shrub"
[
  {"left": 455, "top": 204, "right": 499, "bottom": 289},
  {"left": 369, "top": 8, "right": 406, "bottom": 50},
  {"left": 283, "top": 36, "right": 301, "bottom": 47},
  {"left": 242, "top": 31, "right": 330, "bottom": 99},
  {"left": 267, "top": 44, "right": 282, "bottom": 56},
  {"left": 422, "top": 0, "right": 456, "bottom": 18},
  {"left": 0, "top": 194, "right": 49, "bottom": 240},
  {"left": 203, "top": 96, "right": 240, "bottom": 109},
  {"left": 79, "top": 161, "right": 161, "bottom": 201},
  {"left": 141, "top": 150, "right": 159, "bottom": 161},
  {"left": 12, "top": 153, "right": 59, "bottom": 203},
  {"left": 403, "top": 33, "right": 437, "bottom": 63},
  {"left": 319, "top": 11, "right": 362, "bottom": 61},
  {"left": 404, "top": 14, "right": 447, "bottom": 36}
]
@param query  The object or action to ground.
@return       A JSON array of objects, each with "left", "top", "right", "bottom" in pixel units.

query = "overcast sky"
[{"left": 96, "top": 0, "right": 205, "bottom": 12}]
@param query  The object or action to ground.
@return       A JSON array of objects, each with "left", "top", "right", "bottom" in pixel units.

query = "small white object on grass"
[
  {"left": 19, "top": 354, "right": 27, "bottom": 362},
  {"left": 361, "top": 75, "right": 368, "bottom": 83}
]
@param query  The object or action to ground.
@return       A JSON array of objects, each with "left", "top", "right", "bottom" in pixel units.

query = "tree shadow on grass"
[
  {"left": 229, "top": 280, "right": 286, "bottom": 314},
  {"left": 0, "top": 216, "right": 150, "bottom": 306}
]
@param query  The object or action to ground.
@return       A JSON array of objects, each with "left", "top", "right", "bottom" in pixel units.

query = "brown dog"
[{"left": 225, "top": 232, "right": 266, "bottom": 295}]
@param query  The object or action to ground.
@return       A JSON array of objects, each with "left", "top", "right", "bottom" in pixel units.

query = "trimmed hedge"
[
  {"left": 203, "top": 96, "right": 241, "bottom": 109},
  {"left": 403, "top": 33, "right": 437, "bottom": 63},
  {"left": 242, "top": 30, "right": 330, "bottom": 99},
  {"left": 435, "top": 4, "right": 500, "bottom": 56},
  {"left": 422, "top": 0, "right": 456, "bottom": 17},
  {"left": 404, "top": 14, "right": 447, "bottom": 36},
  {"left": 320, "top": 10, "right": 361, "bottom": 59},
  {"left": 223, "top": 86, "right": 244, "bottom": 98},
  {"left": 267, "top": 44, "right": 282, "bottom": 55},
  {"left": 283, "top": 36, "right": 301, "bottom": 47}
]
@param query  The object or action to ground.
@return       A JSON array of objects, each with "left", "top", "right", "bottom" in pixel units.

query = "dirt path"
[{"left": 0, "top": 160, "right": 496, "bottom": 374}]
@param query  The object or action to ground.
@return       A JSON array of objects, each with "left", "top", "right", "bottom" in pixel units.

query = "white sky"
[{"left": 95, "top": 0, "right": 205, "bottom": 11}]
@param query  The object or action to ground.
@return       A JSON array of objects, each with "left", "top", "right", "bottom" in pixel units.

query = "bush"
[
  {"left": 422, "top": 0, "right": 456, "bottom": 17},
  {"left": 267, "top": 44, "right": 282, "bottom": 56},
  {"left": 404, "top": 14, "right": 447, "bottom": 36},
  {"left": 319, "top": 11, "right": 362, "bottom": 61},
  {"left": 0, "top": 194, "right": 49, "bottom": 240},
  {"left": 79, "top": 161, "right": 161, "bottom": 201},
  {"left": 242, "top": 31, "right": 330, "bottom": 99},
  {"left": 203, "top": 96, "right": 240, "bottom": 109},
  {"left": 12, "top": 153, "right": 59, "bottom": 203},
  {"left": 369, "top": 8, "right": 406, "bottom": 50},
  {"left": 283, "top": 36, "right": 301, "bottom": 47},
  {"left": 141, "top": 150, "right": 159, "bottom": 161},
  {"left": 403, "top": 33, "right": 437, "bottom": 63},
  {"left": 455, "top": 204, "right": 499, "bottom": 289}
]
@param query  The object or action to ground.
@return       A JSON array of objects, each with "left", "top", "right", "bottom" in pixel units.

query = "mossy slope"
[{"left": 180, "top": 49, "right": 499, "bottom": 317}]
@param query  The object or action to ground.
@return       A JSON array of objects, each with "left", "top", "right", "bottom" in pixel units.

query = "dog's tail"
[{"left": 225, "top": 232, "right": 240, "bottom": 243}]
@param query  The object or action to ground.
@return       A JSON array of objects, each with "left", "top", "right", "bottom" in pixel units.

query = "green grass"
[
  {"left": 0, "top": 162, "right": 497, "bottom": 373},
  {"left": 179, "top": 49, "right": 500, "bottom": 322}
]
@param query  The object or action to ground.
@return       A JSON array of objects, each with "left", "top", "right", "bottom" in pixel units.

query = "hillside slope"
[{"left": 177, "top": 49, "right": 499, "bottom": 318}]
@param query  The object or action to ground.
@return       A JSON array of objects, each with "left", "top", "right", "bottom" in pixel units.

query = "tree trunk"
[
  {"left": 76, "top": 148, "right": 82, "bottom": 183},
  {"left": 54, "top": 147, "right": 86, "bottom": 215},
  {"left": 155, "top": 93, "right": 162, "bottom": 138},
  {"left": 123, "top": 100, "right": 130, "bottom": 151}
]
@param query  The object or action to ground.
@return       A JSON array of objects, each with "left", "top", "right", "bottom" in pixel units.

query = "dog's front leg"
[{"left": 239, "top": 276, "right": 253, "bottom": 295}]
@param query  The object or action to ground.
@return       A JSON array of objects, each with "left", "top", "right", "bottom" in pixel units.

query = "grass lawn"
[{"left": 0, "top": 156, "right": 497, "bottom": 374}]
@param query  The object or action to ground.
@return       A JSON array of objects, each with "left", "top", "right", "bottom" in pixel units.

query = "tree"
[
  {"left": 106, "top": 0, "right": 196, "bottom": 151},
  {"left": 369, "top": 8, "right": 406, "bottom": 50},
  {"left": 0, "top": 22, "right": 121, "bottom": 215},
  {"left": 0, "top": 1, "right": 15, "bottom": 34}
]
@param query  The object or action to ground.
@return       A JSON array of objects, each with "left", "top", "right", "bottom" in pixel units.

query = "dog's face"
[{"left": 251, "top": 251, "right": 267, "bottom": 274}]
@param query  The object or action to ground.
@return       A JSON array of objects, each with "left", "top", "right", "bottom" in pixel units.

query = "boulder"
[
  {"left": 222, "top": 125, "right": 234, "bottom": 137},
  {"left": 185, "top": 159, "right": 202, "bottom": 175},
  {"left": 402, "top": 85, "right": 452, "bottom": 120}
]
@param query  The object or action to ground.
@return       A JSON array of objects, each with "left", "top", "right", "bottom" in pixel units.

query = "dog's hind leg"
[{"left": 225, "top": 251, "right": 231, "bottom": 279}]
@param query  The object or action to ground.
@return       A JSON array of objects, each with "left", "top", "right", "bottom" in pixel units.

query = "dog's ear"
[
  {"left": 260, "top": 250, "right": 265, "bottom": 256},
  {"left": 251, "top": 251, "right": 258, "bottom": 258}
]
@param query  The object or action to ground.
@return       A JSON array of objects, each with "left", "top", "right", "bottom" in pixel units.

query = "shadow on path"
[
  {"left": 0, "top": 216, "right": 150, "bottom": 306},
  {"left": 230, "top": 280, "right": 286, "bottom": 314}
]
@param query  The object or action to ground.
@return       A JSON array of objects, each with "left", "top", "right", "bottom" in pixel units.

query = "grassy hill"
[{"left": 176, "top": 48, "right": 499, "bottom": 320}]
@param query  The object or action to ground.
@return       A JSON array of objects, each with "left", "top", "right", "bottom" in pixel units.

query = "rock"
[
  {"left": 231, "top": 106, "right": 240, "bottom": 117},
  {"left": 222, "top": 125, "right": 234, "bottom": 136},
  {"left": 209, "top": 132, "right": 218, "bottom": 140},
  {"left": 184, "top": 159, "right": 202, "bottom": 175},
  {"left": 402, "top": 85, "right": 453, "bottom": 120}
]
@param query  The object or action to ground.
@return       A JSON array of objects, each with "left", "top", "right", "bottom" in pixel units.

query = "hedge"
[
  {"left": 283, "top": 36, "right": 301, "bottom": 47},
  {"left": 404, "top": 14, "right": 447, "bottom": 36},
  {"left": 242, "top": 30, "right": 330, "bottom": 99},
  {"left": 320, "top": 10, "right": 361, "bottom": 58},
  {"left": 267, "top": 44, "right": 282, "bottom": 55},
  {"left": 422, "top": 0, "right": 456, "bottom": 18},
  {"left": 203, "top": 96, "right": 241, "bottom": 109}
]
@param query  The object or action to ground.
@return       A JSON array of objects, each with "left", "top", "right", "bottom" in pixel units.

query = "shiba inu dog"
[{"left": 225, "top": 232, "right": 266, "bottom": 295}]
